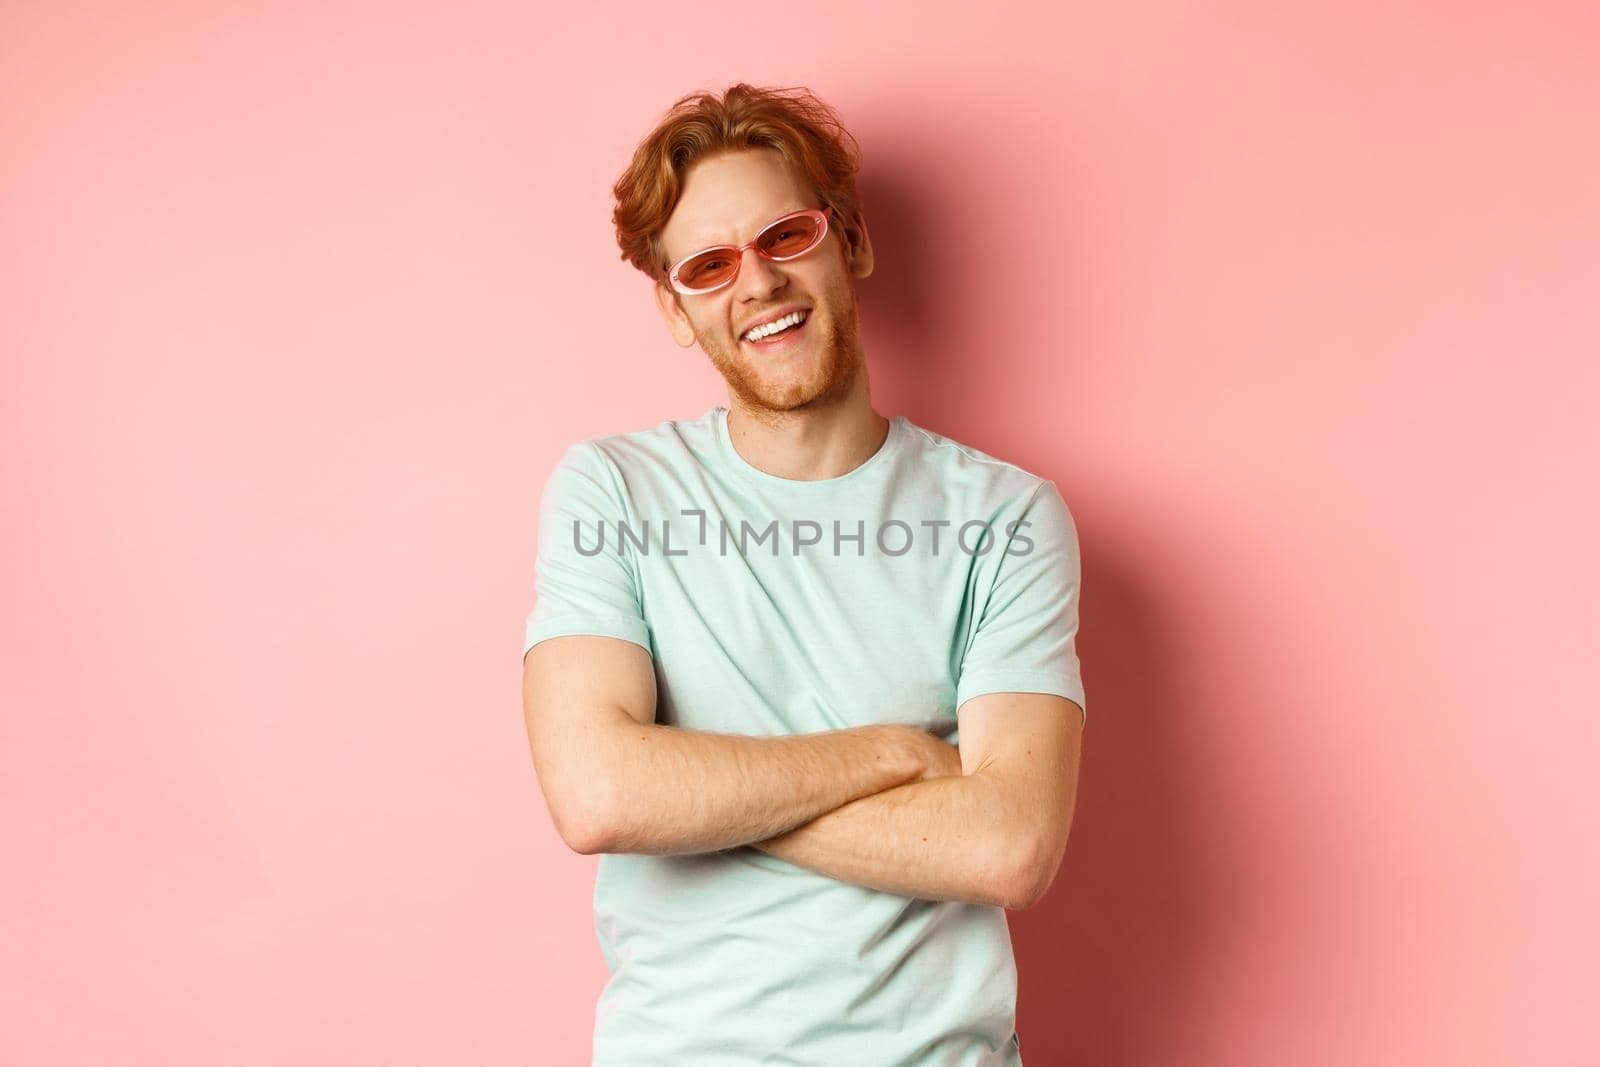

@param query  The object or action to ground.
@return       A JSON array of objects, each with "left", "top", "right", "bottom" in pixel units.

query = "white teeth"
[{"left": 744, "top": 310, "right": 807, "bottom": 342}]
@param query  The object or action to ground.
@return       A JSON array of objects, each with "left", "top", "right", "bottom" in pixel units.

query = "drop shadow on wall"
[
  {"left": 856, "top": 154, "right": 1210, "bottom": 1067},
  {"left": 851, "top": 163, "right": 952, "bottom": 420},
  {"left": 1009, "top": 556, "right": 1205, "bottom": 1067}
]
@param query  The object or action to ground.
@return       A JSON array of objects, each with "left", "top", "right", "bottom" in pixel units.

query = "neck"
[{"left": 725, "top": 384, "right": 890, "bottom": 482}]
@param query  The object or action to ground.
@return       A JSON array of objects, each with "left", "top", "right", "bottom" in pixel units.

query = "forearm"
[
  {"left": 753, "top": 769, "right": 1044, "bottom": 909},
  {"left": 583, "top": 722, "right": 927, "bottom": 856}
]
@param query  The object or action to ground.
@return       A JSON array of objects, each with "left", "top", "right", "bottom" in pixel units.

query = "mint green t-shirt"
[{"left": 523, "top": 405, "right": 1085, "bottom": 1066}]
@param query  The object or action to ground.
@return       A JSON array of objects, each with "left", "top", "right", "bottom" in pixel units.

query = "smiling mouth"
[{"left": 742, "top": 309, "right": 811, "bottom": 345}]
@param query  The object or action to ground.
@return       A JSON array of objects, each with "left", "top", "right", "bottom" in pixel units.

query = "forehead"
[{"left": 662, "top": 148, "right": 817, "bottom": 255}]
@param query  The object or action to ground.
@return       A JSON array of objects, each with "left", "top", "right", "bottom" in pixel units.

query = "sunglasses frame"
[{"left": 666, "top": 206, "right": 835, "bottom": 296}]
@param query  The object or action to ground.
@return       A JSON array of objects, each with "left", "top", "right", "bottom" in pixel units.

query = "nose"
[{"left": 733, "top": 245, "right": 786, "bottom": 301}]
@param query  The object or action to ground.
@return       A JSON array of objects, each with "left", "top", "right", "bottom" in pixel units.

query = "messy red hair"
[{"left": 612, "top": 83, "right": 864, "bottom": 285}]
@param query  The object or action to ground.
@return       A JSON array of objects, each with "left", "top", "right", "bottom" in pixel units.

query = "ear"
[
  {"left": 841, "top": 207, "right": 874, "bottom": 280},
  {"left": 653, "top": 280, "right": 698, "bottom": 347}
]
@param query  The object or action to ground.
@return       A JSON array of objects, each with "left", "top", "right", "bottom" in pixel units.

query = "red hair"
[{"left": 612, "top": 83, "right": 863, "bottom": 285}]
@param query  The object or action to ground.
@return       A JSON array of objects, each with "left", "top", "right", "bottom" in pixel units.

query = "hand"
[
  {"left": 914, "top": 733, "right": 963, "bottom": 781},
  {"left": 752, "top": 726, "right": 961, "bottom": 856},
  {"left": 883, "top": 724, "right": 963, "bottom": 782}
]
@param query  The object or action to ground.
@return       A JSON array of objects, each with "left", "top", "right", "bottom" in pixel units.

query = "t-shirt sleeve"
[
  {"left": 522, "top": 441, "right": 653, "bottom": 661},
  {"left": 954, "top": 479, "right": 1087, "bottom": 726}
]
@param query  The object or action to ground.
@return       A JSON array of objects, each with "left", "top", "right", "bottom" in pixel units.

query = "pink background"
[{"left": 4, "top": 3, "right": 1596, "bottom": 1064}]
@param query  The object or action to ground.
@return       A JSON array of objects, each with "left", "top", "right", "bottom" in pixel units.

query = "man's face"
[{"left": 655, "top": 149, "right": 873, "bottom": 416}]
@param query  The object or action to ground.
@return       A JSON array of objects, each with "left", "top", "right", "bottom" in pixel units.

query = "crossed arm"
[
  {"left": 522, "top": 635, "right": 1083, "bottom": 912},
  {"left": 752, "top": 688, "right": 1081, "bottom": 910}
]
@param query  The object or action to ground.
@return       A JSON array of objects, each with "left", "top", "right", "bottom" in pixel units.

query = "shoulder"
[
  {"left": 551, "top": 407, "right": 721, "bottom": 481},
  {"left": 895, "top": 416, "right": 1058, "bottom": 507}
]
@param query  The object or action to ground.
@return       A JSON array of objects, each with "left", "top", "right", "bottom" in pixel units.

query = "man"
[{"left": 521, "top": 83, "right": 1086, "bottom": 1066}]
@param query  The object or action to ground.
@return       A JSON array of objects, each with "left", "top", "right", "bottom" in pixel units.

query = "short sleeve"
[
  {"left": 522, "top": 441, "right": 653, "bottom": 661},
  {"left": 954, "top": 479, "right": 1086, "bottom": 726}
]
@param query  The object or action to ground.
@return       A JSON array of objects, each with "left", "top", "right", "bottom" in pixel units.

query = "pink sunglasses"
[{"left": 667, "top": 206, "right": 834, "bottom": 296}]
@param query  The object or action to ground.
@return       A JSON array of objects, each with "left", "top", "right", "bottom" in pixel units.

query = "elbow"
[
  {"left": 998, "top": 862, "right": 1052, "bottom": 911},
  {"left": 537, "top": 730, "right": 631, "bottom": 854},
  {"left": 548, "top": 779, "right": 620, "bottom": 856},
  {"left": 558, "top": 817, "right": 611, "bottom": 857},
  {"left": 995, "top": 836, "right": 1062, "bottom": 912}
]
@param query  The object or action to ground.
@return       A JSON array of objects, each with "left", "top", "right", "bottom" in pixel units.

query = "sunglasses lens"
[
  {"left": 673, "top": 213, "right": 825, "bottom": 292},
  {"left": 759, "top": 213, "right": 823, "bottom": 258},
  {"left": 677, "top": 250, "right": 739, "bottom": 292}
]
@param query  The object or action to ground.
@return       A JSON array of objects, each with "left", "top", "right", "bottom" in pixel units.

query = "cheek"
[{"left": 685, "top": 306, "right": 731, "bottom": 343}]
